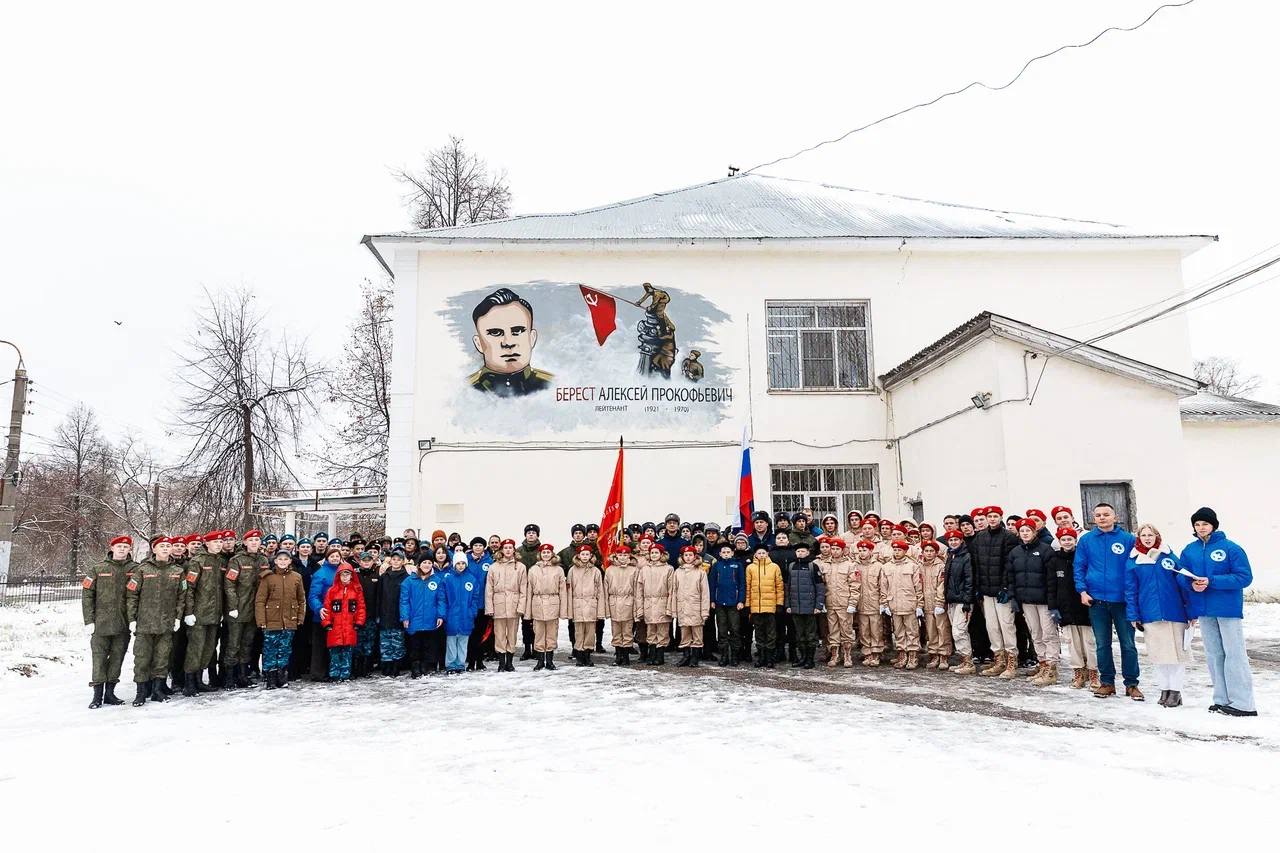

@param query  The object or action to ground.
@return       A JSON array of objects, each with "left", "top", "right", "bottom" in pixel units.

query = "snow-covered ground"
[{"left": 3, "top": 602, "right": 1277, "bottom": 846}]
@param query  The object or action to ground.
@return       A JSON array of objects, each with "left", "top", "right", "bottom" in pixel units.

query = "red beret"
[
  {"left": 855, "top": 540, "right": 875, "bottom": 551},
  {"left": 891, "top": 524, "right": 907, "bottom": 535},
  {"left": 614, "top": 546, "right": 631, "bottom": 555},
  {"left": 1024, "top": 509, "right": 1046, "bottom": 522},
  {"left": 1015, "top": 519, "right": 1037, "bottom": 531},
  {"left": 203, "top": 531, "right": 222, "bottom": 542},
  {"left": 221, "top": 529, "right": 236, "bottom": 539},
  {"left": 577, "top": 545, "right": 593, "bottom": 555},
  {"left": 501, "top": 538, "right": 517, "bottom": 548},
  {"left": 652, "top": 543, "right": 667, "bottom": 554},
  {"left": 537, "top": 542, "right": 554, "bottom": 553},
  {"left": 921, "top": 539, "right": 940, "bottom": 551},
  {"left": 243, "top": 529, "right": 262, "bottom": 539},
  {"left": 1051, "top": 506, "right": 1074, "bottom": 519},
  {"left": 828, "top": 538, "right": 847, "bottom": 550},
  {"left": 971, "top": 508, "right": 987, "bottom": 520},
  {"left": 862, "top": 513, "right": 880, "bottom": 524},
  {"left": 679, "top": 545, "right": 697, "bottom": 555},
  {"left": 986, "top": 506, "right": 1003, "bottom": 517},
  {"left": 944, "top": 529, "right": 964, "bottom": 541},
  {"left": 890, "top": 539, "right": 909, "bottom": 551},
  {"left": 109, "top": 535, "right": 132, "bottom": 548},
  {"left": 1056, "top": 527, "right": 1078, "bottom": 539}
]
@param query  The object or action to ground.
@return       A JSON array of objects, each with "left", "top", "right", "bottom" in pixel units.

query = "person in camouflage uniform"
[
  {"left": 126, "top": 536, "right": 185, "bottom": 705},
  {"left": 256, "top": 550, "right": 306, "bottom": 688},
  {"left": 354, "top": 550, "right": 380, "bottom": 678},
  {"left": 221, "top": 529, "right": 269, "bottom": 689},
  {"left": 377, "top": 550, "right": 410, "bottom": 675},
  {"left": 515, "top": 523, "right": 543, "bottom": 660},
  {"left": 82, "top": 535, "right": 137, "bottom": 708},
  {"left": 166, "top": 534, "right": 196, "bottom": 693},
  {"left": 181, "top": 531, "right": 226, "bottom": 696}
]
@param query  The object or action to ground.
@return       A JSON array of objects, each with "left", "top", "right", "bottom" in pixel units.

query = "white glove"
[
  {"left": 229, "top": 609, "right": 239, "bottom": 619},
  {"left": 173, "top": 618, "right": 181, "bottom": 632},
  {"left": 915, "top": 608, "right": 924, "bottom": 618},
  {"left": 933, "top": 606, "right": 945, "bottom": 616},
  {"left": 846, "top": 605, "right": 856, "bottom": 614},
  {"left": 128, "top": 621, "right": 137, "bottom": 634},
  {"left": 183, "top": 614, "right": 196, "bottom": 627},
  {"left": 82, "top": 623, "right": 95, "bottom": 636},
  {"left": 879, "top": 605, "right": 890, "bottom": 616}
]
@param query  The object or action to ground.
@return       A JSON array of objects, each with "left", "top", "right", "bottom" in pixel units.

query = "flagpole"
[{"left": 580, "top": 283, "right": 645, "bottom": 309}]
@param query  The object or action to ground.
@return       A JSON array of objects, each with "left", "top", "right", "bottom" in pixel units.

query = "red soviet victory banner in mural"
[
  {"left": 598, "top": 440, "right": 624, "bottom": 566},
  {"left": 579, "top": 285, "right": 617, "bottom": 345}
]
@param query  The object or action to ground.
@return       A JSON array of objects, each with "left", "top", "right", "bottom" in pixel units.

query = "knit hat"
[
  {"left": 431, "top": 529, "right": 447, "bottom": 540},
  {"left": 1190, "top": 507, "right": 1219, "bottom": 530}
]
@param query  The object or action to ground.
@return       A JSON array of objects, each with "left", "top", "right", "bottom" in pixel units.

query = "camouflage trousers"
[
  {"left": 221, "top": 622, "right": 259, "bottom": 667},
  {"left": 262, "top": 629, "right": 294, "bottom": 671},
  {"left": 132, "top": 631, "right": 172, "bottom": 682},
  {"left": 379, "top": 628, "right": 405, "bottom": 662},
  {"left": 356, "top": 624, "right": 377, "bottom": 657},
  {"left": 329, "top": 645, "right": 353, "bottom": 680},
  {"left": 183, "top": 624, "right": 217, "bottom": 673},
  {"left": 90, "top": 631, "right": 129, "bottom": 685}
]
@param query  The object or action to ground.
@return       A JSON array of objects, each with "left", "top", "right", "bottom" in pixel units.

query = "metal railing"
[{"left": 0, "top": 575, "right": 81, "bottom": 606}]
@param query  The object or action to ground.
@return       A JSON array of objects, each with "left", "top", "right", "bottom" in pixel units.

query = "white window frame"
[
  {"left": 769, "top": 464, "right": 880, "bottom": 519},
  {"left": 765, "top": 299, "right": 875, "bottom": 393}
]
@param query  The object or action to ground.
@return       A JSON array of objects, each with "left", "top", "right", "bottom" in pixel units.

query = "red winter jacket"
[{"left": 321, "top": 573, "right": 367, "bottom": 648}]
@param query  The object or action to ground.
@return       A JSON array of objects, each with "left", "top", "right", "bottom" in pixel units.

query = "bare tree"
[
  {"left": 173, "top": 288, "right": 324, "bottom": 530},
  {"left": 1193, "top": 356, "right": 1262, "bottom": 397},
  {"left": 395, "top": 135, "right": 512, "bottom": 229},
  {"left": 313, "top": 278, "right": 392, "bottom": 488},
  {"left": 53, "top": 405, "right": 111, "bottom": 575}
]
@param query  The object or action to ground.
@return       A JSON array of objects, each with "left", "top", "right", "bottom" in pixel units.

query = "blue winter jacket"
[
  {"left": 708, "top": 558, "right": 746, "bottom": 607},
  {"left": 399, "top": 573, "right": 446, "bottom": 633},
  {"left": 308, "top": 562, "right": 339, "bottom": 617},
  {"left": 1179, "top": 530, "right": 1252, "bottom": 619},
  {"left": 466, "top": 553, "right": 492, "bottom": 601},
  {"left": 1073, "top": 526, "right": 1137, "bottom": 602},
  {"left": 1124, "top": 545, "right": 1192, "bottom": 624},
  {"left": 657, "top": 534, "right": 686, "bottom": 568},
  {"left": 441, "top": 569, "right": 481, "bottom": 635}
]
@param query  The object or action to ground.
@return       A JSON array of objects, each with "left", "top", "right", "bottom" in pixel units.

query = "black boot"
[
  {"left": 102, "top": 682, "right": 124, "bottom": 705},
  {"left": 150, "top": 678, "right": 168, "bottom": 702},
  {"left": 788, "top": 645, "right": 800, "bottom": 665},
  {"left": 475, "top": 658, "right": 486, "bottom": 671},
  {"left": 754, "top": 650, "right": 764, "bottom": 668},
  {"left": 720, "top": 647, "right": 731, "bottom": 667},
  {"left": 656, "top": 648, "right": 666, "bottom": 666},
  {"left": 1166, "top": 690, "right": 1183, "bottom": 708},
  {"left": 765, "top": 651, "right": 775, "bottom": 669},
  {"left": 521, "top": 643, "right": 535, "bottom": 661},
  {"left": 234, "top": 663, "right": 250, "bottom": 688},
  {"left": 614, "top": 649, "right": 623, "bottom": 666},
  {"left": 89, "top": 684, "right": 104, "bottom": 709},
  {"left": 265, "top": 670, "right": 278, "bottom": 690},
  {"left": 533, "top": 651, "right": 545, "bottom": 671},
  {"left": 804, "top": 648, "right": 816, "bottom": 669},
  {"left": 278, "top": 668, "right": 289, "bottom": 688},
  {"left": 207, "top": 663, "right": 222, "bottom": 690},
  {"left": 545, "top": 651, "right": 557, "bottom": 671},
  {"left": 677, "top": 649, "right": 692, "bottom": 667},
  {"left": 791, "top": 649, "right": 806, "bottom": 668},
  {"left": 159, "top": 676, "right": 175, "bottom": 696},
  {"left": 584, "top": 650, "right": 594, "bottom": 667},
  {"left": 182, "top": 672, "right": 198, "bottom": 697},
  {"left": 690, "top": 648, "right": 700, "bottom": 668},
  {"left": 132, "top": 682, "right": 149, "bottom": 706},
  {"left": 507, "top": 652, "right": 517, "bottom": 671}
]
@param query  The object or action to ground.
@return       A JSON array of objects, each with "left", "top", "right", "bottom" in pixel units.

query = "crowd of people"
[{"left": 78, "top": 502, "right": 1258, "bottom": 717}]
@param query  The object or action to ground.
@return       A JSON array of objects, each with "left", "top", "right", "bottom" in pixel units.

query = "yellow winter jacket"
[{"left": 745, "top": 558, "right": 784, "bottom": 613}]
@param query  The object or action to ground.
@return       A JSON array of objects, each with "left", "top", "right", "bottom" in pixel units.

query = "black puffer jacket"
[
  {"left": 1045, "top": 549, "right": 1090, "bottom": 626},
  {"left": 943, "top": 544, "right": 975, "bottom": 605},
  {"left": 1007, "top": 540, "right": 1050, "bottom": 605},
  {"left": 972, "top": 527, "right": 1018, "bottom": 597},
  {"left": 783, "top": 558, "right": 826, "bottom": 615},
  {"left": 377, "top": 567, "right": 408, "bottom": 627}
]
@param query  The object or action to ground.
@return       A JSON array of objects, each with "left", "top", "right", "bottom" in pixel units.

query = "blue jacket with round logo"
[
  {"left": 399, "top": 572, "right": 446, "bottom": 633},
  {"left": 1179, "top": 530, "right": 1252, "bottom": 619},
  {"left": 1073, "top": 526, "right": 1136, "bottom": 603},
  {"left": 1124, "top": 545, "right": 1192, "bottom": 624},
  {"left": 442, "top": 569, "right": 481, "bottom": 634}
]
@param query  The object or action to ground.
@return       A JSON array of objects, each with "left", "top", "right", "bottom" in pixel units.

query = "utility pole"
[
  {"left": 149, "top": 480, "right": 160, "bottom": 540},
  {"left": 0, "top": 340, "right": 28, "bottom": 588}
]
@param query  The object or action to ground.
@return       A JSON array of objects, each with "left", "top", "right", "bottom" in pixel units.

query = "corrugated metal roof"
[
  {"left": 1180, "top": 391, "right": 1280, "bottom": 422},
  {"left": 366, "top": 174, "right": 1215, "bottom": 243}
]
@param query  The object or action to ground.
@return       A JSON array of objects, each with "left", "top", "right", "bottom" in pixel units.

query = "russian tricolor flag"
[{"left": 738, "top": 426, "right": 755, "bottom": 533}]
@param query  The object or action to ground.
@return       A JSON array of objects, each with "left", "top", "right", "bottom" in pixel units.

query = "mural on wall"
[{"left": 439, "top": 280, "right": 737, "bottom": 436}]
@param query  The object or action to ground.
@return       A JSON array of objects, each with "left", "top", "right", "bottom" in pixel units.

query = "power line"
[{"left": 744, "top": 0, "right": 1197, "bottom": 174}]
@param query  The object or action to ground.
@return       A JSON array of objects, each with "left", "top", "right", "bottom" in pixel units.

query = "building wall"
[
  {"left": 1182, "top": 421, "right": 1280, "bottom": 594},
  {"left": 391, "top": 243, "right": 1192, "bottom": 536}
]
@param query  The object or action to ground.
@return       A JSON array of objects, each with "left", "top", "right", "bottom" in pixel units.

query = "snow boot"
[
  {"left": 998, "top": 653, "right": 1018, "bottom": 679},
  {"left": 102, "top": 682, "right": 124, "bottom": 705},
  {"left": 1093, "top": 683, "right": 1116, "bottom": 698},
  {"left": 827, "top": 646, "right": 840, "bottom": 668},
  {"left": 1165, "top": 690, "right": 1182, "bottom": 708},
  {"left": 906, "top": 651, "right": 919, "bottom": 670},
  {"left": 937, "top": 654, "right": 951, "bottom": 672},
  {"left": 521, "top": 643, "right": 535, "bottom": 661},
  {"left": 207, "top": 663, "right": 222, "bottom": 690},
  {"left": 954, "top": 655, "right": 976, "bottom": 675},
  {"left": 1040, "top": 663, "right": 1059, "bottom": 686},
  {"left": 475, "top": 658, "right": 486, "bottom": 671},
  {"left": 841, "top": 645, "right": 854, "bottom": 668},
  {"left": 614, "top": 649, "right": 623, "bottom": 667},
  {"left": 1158, "top": 690, "right": 1170, "bottom": 706},
  {"left": 754, "top": 650, "right": 764, "bottom": 668},
  {"left": 1070, "top": 668, "right": 1086, "bottom": 688},
  {"left": 195, "top": 672, "right": 214, "bottom": 693},
  {"left": 132, "top": 682, "right": 148, "bottom": 706},
  {"left": 149, "top": 678, "right": 168, "bottom": 702},
  {"left": 545, "top": 652, "right": 557, "bottom": 671},
  {"left": 89, "top": 684, "right": 104, "bottom": 709},
  {"left": 1087, "top": 669, "right": 1101, "bottom": 689},
  {"left": 981, "top": 651, "right": 1007, "bottom": 677}
]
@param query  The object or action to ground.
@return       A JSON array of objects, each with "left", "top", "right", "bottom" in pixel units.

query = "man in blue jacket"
[
  {"left": 708, "top": 542, "right": 746, "bottom": 667},
  {"left": 1181, "top": 507, "right": 1257, "bottom": 717},
  {"left": 1074, "top": 503, "right": 1140, "bottom": 700}
]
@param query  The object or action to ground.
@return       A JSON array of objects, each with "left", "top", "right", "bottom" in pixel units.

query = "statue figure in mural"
[
  {"left": 681, "top": 349, "right": 704, "bottom": 383},
  {"left": 468, "top": 287, "right": 553, "bottom": 397},
  {"left": 635, "top": 282, "right": 677, "bottom": 379}
]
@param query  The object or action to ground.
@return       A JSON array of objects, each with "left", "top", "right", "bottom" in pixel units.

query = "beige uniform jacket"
[
  {"left": 637, "top": 561, "right": 676, "bottom": 623},
  {"left": 567, "top": 561, "right": 609, "bottom": 622},
  {"left": 485, "top": 558, "right": 528, "bottom": 619},
  {"left": 673, "top": 565, "right": 710, "bottom": 626},
  {"left": 884, "top": 557, "right": 925, "bottom": 615},
  {"left": 855, "top": 558, "right": 889, "bottom": 615},
  {"left": 524, "top": 562, "right": 569, "bottom": 620},
  {"left": 920, "top": 557, "right": 946, "bottom": 610},
  {"left": 604, "top": 563, "right": 640, "bottom": 621},
  {"left": 819, "top": 556, "right": 860, "bottom": 611}
]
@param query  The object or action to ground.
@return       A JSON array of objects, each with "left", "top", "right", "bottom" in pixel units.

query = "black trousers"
[
  {"left": 408, "top": 630, "right": 442, "bottom": 668},
  {"left": 309, "top": 621, "right": 330, "bottom": 679},
  {"left": 290, "top": 620, "right": 313, "bottom": 679},
  {"left": 467, "top": 614, "right": 490, "bottom": 664},
  {"left": 521, "top": 618, "right": 534, "bottom": 646}
]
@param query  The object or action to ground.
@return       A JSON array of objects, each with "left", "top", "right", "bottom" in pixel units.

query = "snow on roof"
[
  {"left": 879, "top": 311, "right": 1202, "bottom": 397},
  {"left": 1179, "top": 390, "right": 1280, "bottom": 422},
  {"left": 364, "top": 174, "right": 1215, "bottom": 244}
]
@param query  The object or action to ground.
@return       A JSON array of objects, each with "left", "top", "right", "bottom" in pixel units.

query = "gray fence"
[{"left": 0, "top": 575, "right": 82, "bottom": 606}]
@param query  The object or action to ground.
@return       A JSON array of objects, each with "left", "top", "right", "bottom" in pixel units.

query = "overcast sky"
[{"left": 2, "top": 0, "right": 1276, "bottom": 476}]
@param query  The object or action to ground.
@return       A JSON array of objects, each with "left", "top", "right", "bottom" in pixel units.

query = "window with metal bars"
[
  {"left": 769, "top": 465, "right": 879, "bottom": 520},
  {"left": 766, "top": 301, "right": 872, "bottom": 391}
]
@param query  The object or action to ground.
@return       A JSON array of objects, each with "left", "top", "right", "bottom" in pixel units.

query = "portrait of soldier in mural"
[
  {"left": 468, "top": 287, "right": 554, "bottom": 397},
  {"left": 636, "top": 282, "right": 677, "bottom": 379}
]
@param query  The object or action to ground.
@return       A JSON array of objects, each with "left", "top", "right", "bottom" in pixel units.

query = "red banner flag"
[
  {"left": 579, "top": 285, "right": 617, "bottom": 345},
  {"left": 598, "top": 442, "right": 624, "bottom": 566}
]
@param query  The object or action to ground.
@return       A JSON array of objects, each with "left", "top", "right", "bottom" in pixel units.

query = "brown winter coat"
[
  {"left": 855, "top": 557, "right": 888, "bottom": 615},
  {"left": 604, "top": 562, "right": 640, "bottom": 621},
  {"left": 524, "top": 561, "right": 569, "bottom": 621},
  {"left": 884, "top": 557, "right": 924, "bottom": 615},
  {"left": 819, "top": 555, "right": 860, "bottom": 611},
  {"left": 673, "top": 564, "right": 710, "bottom": 627},
  {"left": 567, "top": 559, "right": 608, "bottom": 622},
  {"left": 255, "top": 568, "right": 306, "bottom": 630},
  {"left": 920, "top": 556, "right": 947, "bottom": 610},
  {"left": 637, "top": 560, "right": 676, "bottom": 623},
  {"left": 485, "top": 558, "right": 527, "bottom": 619}
]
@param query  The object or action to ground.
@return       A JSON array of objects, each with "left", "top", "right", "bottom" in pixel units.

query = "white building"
[{"left": 363, "top": 174, "right": 1279, "bottom": 591}]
